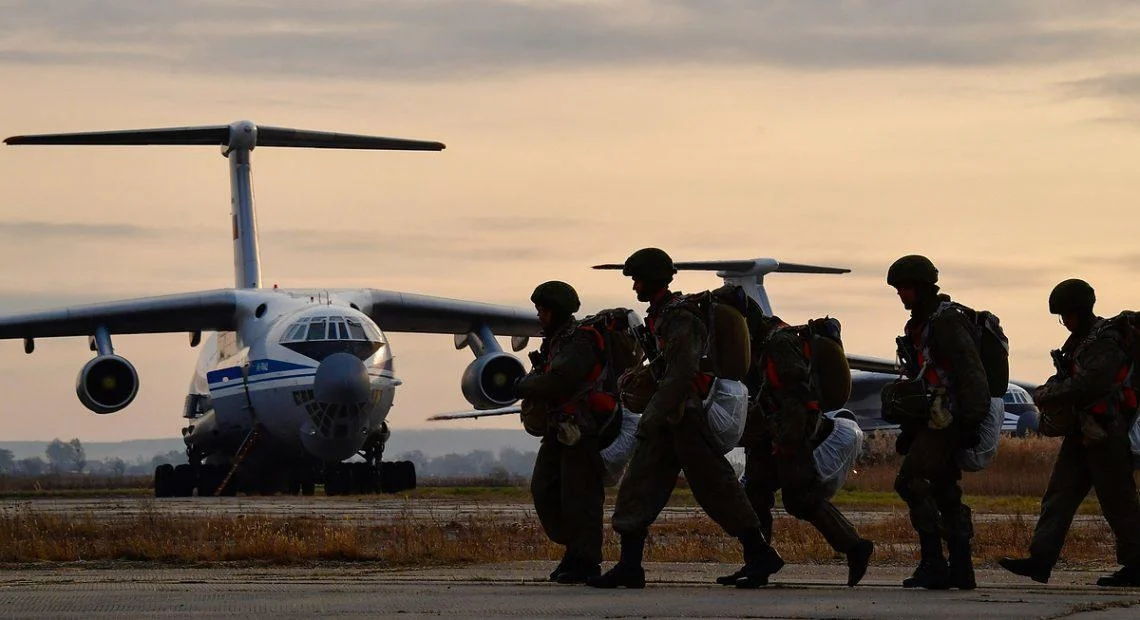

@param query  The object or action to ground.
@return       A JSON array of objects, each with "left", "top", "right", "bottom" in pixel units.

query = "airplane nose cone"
[{"left": 314, "top": 352, "right": 371, "bottom": 404}]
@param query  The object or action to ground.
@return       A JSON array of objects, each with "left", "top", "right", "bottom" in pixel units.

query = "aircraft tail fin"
[{"left": 6, "top": 121, "right": 445, "bottom": 289}]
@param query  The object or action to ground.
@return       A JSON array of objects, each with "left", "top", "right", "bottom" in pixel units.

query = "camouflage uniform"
[
  {"left": 611, "top": 293, "right": 764, "bottom": 540},
  {"left": 744, "top": 320, "right": 863, "bottom": 555},
  {"left": 1025, "top": 318, "right": 1140, "bottom": 571},
  {"left": 896, "top": 294, "right": 990, "bottom": 542},
  {"left": 516, "top": 317, "right": 606, "bottom": 573}
]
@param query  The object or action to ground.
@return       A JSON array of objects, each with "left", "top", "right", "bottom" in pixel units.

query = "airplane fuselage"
[{"left": 182, "top": 289, "right": 398, "bottom": 467}]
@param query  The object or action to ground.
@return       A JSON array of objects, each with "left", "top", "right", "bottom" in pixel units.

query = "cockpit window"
[
  {"left": 305, "top": 319, "right": 327, "bottom": 341},
  {"left": 346, "top": 320, "right": 367, "bottom": 341},
  {"left": 281, "top": 315, "right": 383, "bottom": 344}
]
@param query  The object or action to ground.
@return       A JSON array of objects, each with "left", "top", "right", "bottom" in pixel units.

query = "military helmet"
[
  {"left": 530, "top": 280, "right": 581, "bottom": 314},
  {"left": 886, "top": 255, "right": 939, "bottom": 287},
  {"left": 1048, "top": 278, "right": 1095, "bottom": 315},
  {"left": 622, "top": 247, "right": 677, "bottom": 281}
]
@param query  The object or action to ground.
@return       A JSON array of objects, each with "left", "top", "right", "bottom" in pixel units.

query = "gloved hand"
[{"left": 957, "top": 422, "right": 982, "bottom": 450}]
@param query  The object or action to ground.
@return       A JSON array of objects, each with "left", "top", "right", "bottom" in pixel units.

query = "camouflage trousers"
[
  {"left": 744, "top": 436, "right": 862, "bottom": 554},
  {"left": 612, "top": 407, "right": 761, "bottom": 539},
  {"left": 894, "top": 426, "right": 973, "bottom": 540},
  {"left": 1029, "top": 432, "right": 1140, "bottom": 568},
  {"left": 530, "top": 435, "right": 605, "bottom": 565}
]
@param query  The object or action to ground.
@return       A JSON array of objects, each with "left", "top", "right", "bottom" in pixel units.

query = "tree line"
[{"left": 0, "top": 439, "right": 187, "bottom": 477}]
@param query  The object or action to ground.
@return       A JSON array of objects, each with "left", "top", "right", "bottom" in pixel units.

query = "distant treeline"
[{"left": 0, "top": 438, "right": 187, "bottom": 478}]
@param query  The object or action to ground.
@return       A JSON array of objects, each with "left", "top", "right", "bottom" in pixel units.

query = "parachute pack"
[
  {"left": 934, "top": 301, "right": 1011, "bottom": 398},
  {"left": 1097, "top": 311, "right": 1140, "bottom": 459},
  {"left": 789, "top": 317, "right": 853, "bottom": 412},
  {"left": 668, "top": 291, "right": 752, "bottom": 382}
]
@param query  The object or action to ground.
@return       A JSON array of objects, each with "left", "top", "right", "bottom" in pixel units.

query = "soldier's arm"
[
  {"left": 930, "top": 311, "right": 990, "bottom": 426},
  {"left": 640, "top": 309, "right": 705, "bottom": 427},
  {"left": 515, "top": 331, "right": 597, "bottom": 401},
  {"left": 1035, "top": 335, "right": 1128, "bottom": 407}
]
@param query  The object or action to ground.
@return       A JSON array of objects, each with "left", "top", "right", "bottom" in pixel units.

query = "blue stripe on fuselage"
[{"left": 206, "top": 359, "right": 313, "bottom": 386}]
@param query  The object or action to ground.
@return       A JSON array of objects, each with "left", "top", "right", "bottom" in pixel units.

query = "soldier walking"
[
  {"left": 516, "top": 281, "right": 610, "bottom": 584},
  {"left": 727, "top": 304, "right": 874, "bottom": 587},
  {"left": 886, "top": 255, "right": 989, "bottom": 590},
  {"left": 588, "top": 248, "right": 784, "bottom": 589},
  {"left": 1000, "top": 279, "right": 1140, "bottom": 587}
]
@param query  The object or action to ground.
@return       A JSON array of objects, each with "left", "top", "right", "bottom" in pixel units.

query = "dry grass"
[
  {"left": 848, "top": 434, "right": 1065, "bottom": 497},
  {"left": 0, "top": 501, "right": 1123, "bottom": 569}
]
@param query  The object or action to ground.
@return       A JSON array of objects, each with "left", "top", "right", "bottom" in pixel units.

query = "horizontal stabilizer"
[
  {"left": 5, "top": 122, "right": 445, "bottom": 151},
  {"left": 427, "top": 405, "right": 521, "bottom": 422},
  {"left": 846, "top": 354, "right": 901, "bottom": 375},
  {"left": 594, "top": 258, "right": 849, "bottom": 275}
]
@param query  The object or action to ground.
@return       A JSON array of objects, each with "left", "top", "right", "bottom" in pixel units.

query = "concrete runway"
[{"left": 2, "top": 562, "right": 1139, "bottom": 618}]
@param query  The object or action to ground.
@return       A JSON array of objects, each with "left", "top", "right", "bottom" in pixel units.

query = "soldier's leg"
[
  {"left": 558, "top": 435, "right": 605, "bottom": 579},
  {"left": 673, "top": 411, "right": 783, "bottom": 588},
  {"left": 1028, "top": 435, "right": 1093, "bottom": 567},
  {"left": 591, "top": 423, "right": 680, "bottom": 589},
  {"left": 673, "top": 412, "right": 762, "bottom": 537},
  {"left": 1086, "top": 433, "right": 1140, "bottom": 569},
  {"left": 743, "top": 440, "right": 778, "bottom": 542},
  {"left": 530, "top": 439, "right": 567, "bottom": 546},
  {"left": 717, "top": 443, "right": 778, "bottom": 586},
  {"left": 779, "top": 454, "right": 861, "bottom": 553},
  {"left": 895, "top": 427, "right": 956, "bottom": 589},
  {"left": 930, "top": 456, "right": 974, "bottom": 590}
]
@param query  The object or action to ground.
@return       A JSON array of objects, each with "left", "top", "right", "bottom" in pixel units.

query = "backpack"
[
  {"left": 791, "top": 317, "right": 853, "bottom": 412},
  {"left": 934, "top": 301, "right": 1010, "bottom": 398},
  {"left": 670, "top": 292, "right": 751, "bottom": 381},
  {"left": 576, "top": 308, "right": 644, "bottom": 395}
]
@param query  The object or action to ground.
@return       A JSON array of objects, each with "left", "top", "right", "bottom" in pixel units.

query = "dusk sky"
[{"left": 1, "top": 1, "right": 1138, "bottom": 441}]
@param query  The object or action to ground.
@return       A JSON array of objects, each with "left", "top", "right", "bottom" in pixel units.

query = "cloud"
[
  {"left": 0, "top": 220, "right": 149, "bottom": 239},
  {"left": 1066, "top": 71, "right": 1140, "bottom": 99},
  {"left": 1, "top": 1, "right": 1138, "bottom": 80}
]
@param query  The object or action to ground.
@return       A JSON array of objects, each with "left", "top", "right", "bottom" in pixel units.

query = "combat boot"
[
  {"left": 734, "top": 527, "right": 785, "bottom": 589},
  {"left": 1095, "top": 566, "right": 1140, "bottom": 588},
  {"left": 556, "top": 559, "right": 601, "bottom": 584},
  {"left": 587, "top": 535, "right": 646, "bottom": 589},
  {"left": 998, "top": 556, "right": 1051, "bottom": 584},
  {"left": 715, "top": 567, "right": 746, "bottom": 586},
  {"left": 548, "top": 555, "right": 570, "bottom": 581},
  {"left": 846, "top": 539, "right": 875, "bottom": 587},
  {"left": 902, "top": 533, "right": 950, "bottom": 590},
  {"left": 947, "top": 537, "right": 976, "bottom": 590}
]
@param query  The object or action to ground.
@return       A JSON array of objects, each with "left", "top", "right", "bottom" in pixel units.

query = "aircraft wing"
[
  {"left": 362, "top": 290, "right": 541, "bottom": 337},
  {"left": 427, "top": 405, "right": 521, "bottom": 421},
  {"left": 0, "top": 290, "right": 242, "bottom": 340},
  {"left": 845, "top": 354, "right": 900, "bottom": 375}
]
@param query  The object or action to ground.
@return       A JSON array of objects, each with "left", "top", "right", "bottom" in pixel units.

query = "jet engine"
[
  {"left": 76, "top": 355, "right": 139, "bottom": 414},
  {"left": 460, "top": 352, "right": 525, "bottom": 409}
]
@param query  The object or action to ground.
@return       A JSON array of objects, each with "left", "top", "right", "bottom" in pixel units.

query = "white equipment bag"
[
  {"left": 813, "top": 415, "right": 864, "bottom": 499},
  {"left": 599, "top": 408, "right": 641, "bottom": 486},
  {"left": 704, "top": 378, "right": 749, "bottom": 454},
  {"left": 955, "top": 397, "right": 1005, "bottom": 472}
]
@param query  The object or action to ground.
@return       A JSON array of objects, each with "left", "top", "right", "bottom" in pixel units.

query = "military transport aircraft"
[
  {"left": 0, "top": 121, "right": 538, "bottom": 497},
  {"left": 431, "top": 258, "right": 1041, "bottom": 436}
]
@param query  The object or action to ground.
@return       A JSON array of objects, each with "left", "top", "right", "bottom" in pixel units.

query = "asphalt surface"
[{"left": 2, "top": 562, "right": 1139, "bottom": 619}]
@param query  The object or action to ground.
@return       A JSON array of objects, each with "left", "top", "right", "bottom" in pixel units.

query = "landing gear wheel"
[
  {"left": 173, "top": 464, "right": 195, "bottom": 497},
  {"left": 154, "top": 463, "right": 175, "bottom": 498}
]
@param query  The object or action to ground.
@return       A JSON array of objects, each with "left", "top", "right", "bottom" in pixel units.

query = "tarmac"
[{"left": 2, "top": 561, "right": 1139, "bottom": 618}]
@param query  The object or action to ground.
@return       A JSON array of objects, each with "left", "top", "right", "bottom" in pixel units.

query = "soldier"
[
  {"left": 516, "top": 281, "right": 609, "bottom": 584},
  {"left": 588, "top": 248, "right": 784, "bottom": 589},
  {"left": 999, "top": 279, "right": 1140, "bottom": 587},
  {"left": 724, "top": 304, "right": 874, "bottom": 588},
  {"left": 887, "top": 255, "right": 989, "bottom": 590}
]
